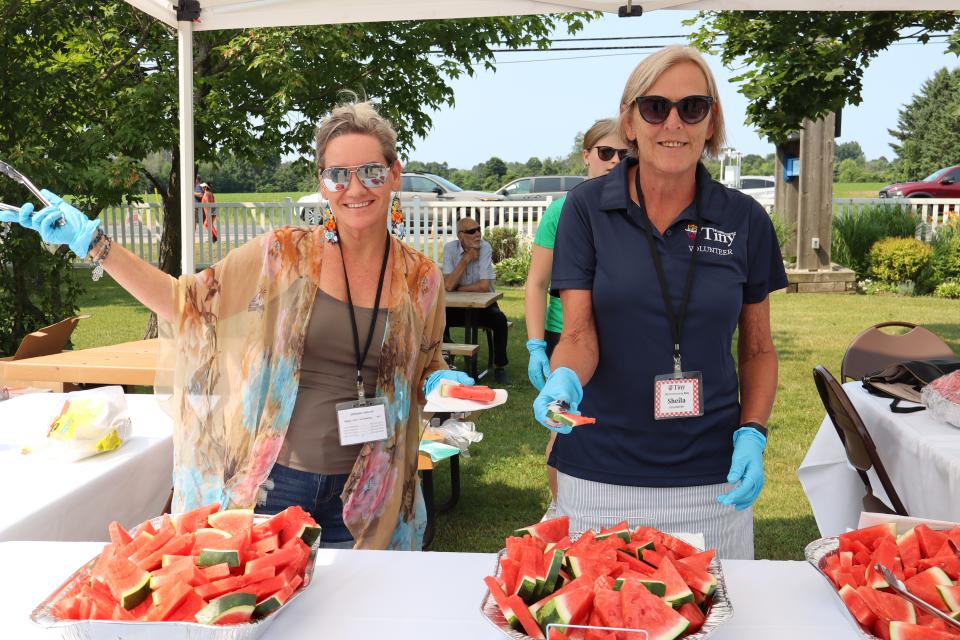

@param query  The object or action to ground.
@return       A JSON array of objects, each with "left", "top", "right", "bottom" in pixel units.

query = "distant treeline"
[{"left": 140, "top": 139, "right": 894, "bottom": 195}]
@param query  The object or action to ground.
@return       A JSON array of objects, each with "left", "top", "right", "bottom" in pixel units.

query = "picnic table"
[
  {"left": 444, "top": 290, "right": 503, "bottom": 379},
  {"left": 0, "top": 338, "right": 161, "bottom": 388}
]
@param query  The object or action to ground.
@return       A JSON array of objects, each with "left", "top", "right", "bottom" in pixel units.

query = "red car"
[{"left": 879, "top": 165, "right": 960, "bottom": 198}]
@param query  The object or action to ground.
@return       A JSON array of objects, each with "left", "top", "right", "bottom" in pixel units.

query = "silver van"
[{"left": 496, "top": 175, "right": 586, "bottom": 201}]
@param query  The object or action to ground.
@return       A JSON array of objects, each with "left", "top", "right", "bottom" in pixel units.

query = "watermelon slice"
[
  {"left": 207, "top": 509, "right": 254, "bottom": 538},
  {"left": 108, "top": 521, "right": 134, "bottom": 547},
  {"left": 916, "top": 526, "right": 950, "bottom": 559},
  {"left": 678, "top": 602, "right": 706, "bottom": 634},
  {"left": 485, "top": 576, "right": 520, "bottom": 629},
  {"left": 102, "top": 555, "right": 152, "bottom": 610},
  {"left": 253, "top": 583, "right": 297, "bottom": 619},
  {"left": 620, "top": 577, "right": 690, "bottom": 640},
  {"left": 677, "top": 549, "right": 716, "bottom": 573},
  {"left": 144, "top": 580, "right": 193, "bottom": 621},
  {"left": 195, "top": 567, "right": 276, "bottom": 601},
  {"left": 614, "top": 576, "right": 667, "bottom": 597},
  {"left": 167, "top": 591, "right": 207, "bottom": 622},
  {"left": 889, "top": 621, "right": 959, "bottom": 640},
  {"left": 840, "top": 584, "right": 878, "bottom": 627},
  {"left": 651, "top": 557, "right": 694, "bottom": 607},
  {"left": 438, "top": 382, "right": 496, "bottom": 403},
  {"left": 866, "top": 538, "right": 900, "bottom": 589},
  {"left": 278, "top": 507, "right": 322, "bottom": 548},
  {"left": 536, "top": 585, "right": 593, "bottom": 630},
  {"left": 904, "top": 567, "right": 953, "bottom": 612},
  {"left": 593, "top": 588, "right": 625, "bottom": 629},
  {"left": 545, "top": 407, "right": 596, "bottom": 428},
  {"left": 507, "top": 594, "right": 546, "bottom": 640},
  {"left": 596, "top": 521, "right": 631, "bottom": 544},
  {"left": 937, "top": 583, "right": 960, "bottom": 613},
  {"left": 514, "top": 516, "right": 570, "bottom": 544},
  {"left": 195, "top": 592, "right": 256, "bottom": 625},
  {"left": 858, "top": 586, "right": 917, "bottom": 624},
  {"left": 173, "top": 503, "right": 219, "bottom": 534},
  {"left": 841, "top": 523, "right": 897, "bottom": 553}
]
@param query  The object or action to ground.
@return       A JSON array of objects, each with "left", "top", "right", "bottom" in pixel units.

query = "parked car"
[
  {"left": 399, "top": 172, "right": 501, "bottom": 202},
  {"left": 731, "top": 175, "right": 775, "bottom": 208},
  {"left": 879, "top": 165, "right": 960, "bottom": 198},
  {"left": 495, "top": 175, "right": 586, "bottom": 201}
]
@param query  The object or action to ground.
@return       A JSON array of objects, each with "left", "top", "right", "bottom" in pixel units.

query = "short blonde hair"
[
  {"left": 618, "top": 46, "right": 726, "bottom": 159},
  {"left": 314, "top": 99, "right": 399, "bottom": 171},
  {"left": 582, "top": 118, "right": 622, "bottom": 151}
]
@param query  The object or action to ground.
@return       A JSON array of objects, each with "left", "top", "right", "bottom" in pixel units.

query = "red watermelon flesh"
[
  {"left": 656, "top": 533, "right": 698, "bottom": 559},
  {"left": 904, "top": 568, "right": 953, "bottom": 612},
  {"left": 651, "top": 557, "right": 694, "bottom": 607},
  {"left": 500, "top": 557, "right": 520, "bottom": 594},
  {"left": 840, "top": 584, "right": 877, "bottom": 628},
  {"left": 585, "top": 610, "right": 616, "bottom": 640},
  {"left": 173, "top": 503, "right": 220, "bottom": 534},
  {"left": 678, "top": 602, "right": 705, "bottom": 634},
  {"left": 916, "top": 526, "right": 949, "bottom": 559},
  {"left": 889, "top": 621, "right": 959, "bottom": 640},
  {"left": 841, "top": 523, "right": 897, "bottom": 553},
  {"left": 593, "top": 588, "right": 624, "bottom": 629},
  {"left": 918, "top": 555, "right": 960, "bottom": 581},
  {"left": 137, "top": 533, "right": 195, "bottom": 572},
  {"left": 167, "top": 591, "right": 207, "bottom": 622},
  {"left": 899, "top": 529, "right": 922, "bottom": 570},
  {"left": 484, "top": 576, "right": 519, "bottom": 628},
  {"left": 678, "top": 549, "right": 716, "bottom": 574},
  {"left": 108, "top": 521, "right": 134, "bottom": 547},
  {"left": 672, "top": 558, "right": 717, "bottom": 597},
  {"left": 515, "top": 516, "right": 571, "bottom": 544},
  {"left": 858, "top": 587, "right": 917, "bottom": 624},
  {"left": 507, "top": 594, "right": 546, "bottom": 640},
  {"left": 620, "top": 578, "right": 690, "bottom": 640},
  {"left": 144, "top": 580, "right": 192, "bottom": 621},
  {"left": 866, "top": 539, "right": 900, "bottom": 589}
]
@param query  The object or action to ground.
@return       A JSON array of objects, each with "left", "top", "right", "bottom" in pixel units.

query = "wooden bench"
[
  {"left": 441, "top": 342, "right": 479, "bottom": 359},
  {"left": 418, "top": 432, "right": 461, "bottom": 548}
]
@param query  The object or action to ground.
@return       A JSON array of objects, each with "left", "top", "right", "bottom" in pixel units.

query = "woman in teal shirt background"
[{"left": 524, "top": 117, "right": 629, "bottom": 516}]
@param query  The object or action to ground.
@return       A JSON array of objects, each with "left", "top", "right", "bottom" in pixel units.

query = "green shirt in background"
[{"left": 533, "top": 195, "right": 566, "bottom": 334}]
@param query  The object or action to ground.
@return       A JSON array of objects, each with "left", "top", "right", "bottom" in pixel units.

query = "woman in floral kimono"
[{"left": 2, "top": 101, "right": 472, "bottom": 550}]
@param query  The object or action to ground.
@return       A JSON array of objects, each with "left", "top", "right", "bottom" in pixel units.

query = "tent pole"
[{"left": 178, "top": 19, "right": 195, "bottom": 275}]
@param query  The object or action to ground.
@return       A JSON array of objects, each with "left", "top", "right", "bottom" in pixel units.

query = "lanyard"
[
  {"left": 634, "top": 168, "right": 703, "bottom": 378},
  {"left": 338, "top": 231, "right": 390, "bottom": 401}
]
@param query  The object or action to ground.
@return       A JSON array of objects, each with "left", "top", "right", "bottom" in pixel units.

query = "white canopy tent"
[{"left": 122, "top": 0, "right": 957, "bottom": 273}]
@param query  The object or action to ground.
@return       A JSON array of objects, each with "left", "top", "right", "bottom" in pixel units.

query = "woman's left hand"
[
  {"left": 717, "top": 427, "right": 766, "bottom": 510},
  {"left": 423, "top": 370, "right": 475, "bottom": 397}
]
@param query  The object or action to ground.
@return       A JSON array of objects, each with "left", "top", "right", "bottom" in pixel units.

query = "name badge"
[
  {"left": 336, "top": 398, "right": 389, "bottom": 446},
  {"left": 653, "top": 371, "right": 704, "bottom": 420}
]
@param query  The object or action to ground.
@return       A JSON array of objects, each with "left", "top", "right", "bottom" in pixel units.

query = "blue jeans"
[{"left": 257, "top": 463, "right": 354, "bottom": 547}]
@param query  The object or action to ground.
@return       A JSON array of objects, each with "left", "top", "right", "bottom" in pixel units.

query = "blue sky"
[{"left": 406, "top": 10, "right": 956, "bottom": 168}]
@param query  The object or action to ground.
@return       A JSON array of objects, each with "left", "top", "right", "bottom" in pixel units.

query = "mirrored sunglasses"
[
  {"left": 594, "top": 146, "right": 630, "bottom": 162},
  {"left": 321, "top": 163, "right": 390, "bottom": 191},
  {"left": 635, "top": 95, "right": 714, "bottom": 125}
]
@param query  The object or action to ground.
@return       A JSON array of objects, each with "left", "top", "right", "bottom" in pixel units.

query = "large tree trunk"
[{"left": 143, "top": 146, "right": 185, "bottom": 340}]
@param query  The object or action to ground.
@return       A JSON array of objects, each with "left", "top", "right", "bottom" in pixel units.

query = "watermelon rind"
[
  {"left": 613, "top": 577, "right": 667, "bottom": 597},
  {"left": 936, "top": 584, "right": 960, "bottom": 614},
  {"left": 195, "top": 593, "right": 257, "bottom": 625},
  {"left": 197, "top": 548, "right": 241, "bottom": 568},
  {"left": 120, "top": 578, "right": 152, "bottom": 610},
  {"left": 293, "top": 523, "right": 321, "bottom": 548},
  {"left": 207, "top": 508, "right": 254, "bottom": 532},
  {"left": 542, "top": 549, "right": 565, "bottom": 597},
  {"left": 252, "top": 592, "right": 287, "bottom": 619}
]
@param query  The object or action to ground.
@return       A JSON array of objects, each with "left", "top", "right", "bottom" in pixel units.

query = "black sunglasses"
[
  {"left": 635, "top": 95, "right": 714, "bottom": 125},
  {"left": 594, "top": 146, "right": 630, "bottom": 162},
  {"left": 460, "top": 227, "right": 481, "bottom": 235}
]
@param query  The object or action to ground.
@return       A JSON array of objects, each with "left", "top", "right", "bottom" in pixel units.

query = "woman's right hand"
[
  {"left": 0, "top": 190, "right": 100, "bottom": 257},
  {"left": 525, "top": 338, "right": 551, "bottom": 390},
  {"left": 532, "top": 367, "right": 583, "bottom": 434}
]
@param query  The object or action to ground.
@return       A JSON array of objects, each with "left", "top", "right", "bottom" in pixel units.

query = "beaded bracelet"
[{"left": 87, "top": 229, "right": 113, "bottom": 281}]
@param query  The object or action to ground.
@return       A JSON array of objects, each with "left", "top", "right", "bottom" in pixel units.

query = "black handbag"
[{"left": 862, "top": 358, "right": 960, "bottom": 413}]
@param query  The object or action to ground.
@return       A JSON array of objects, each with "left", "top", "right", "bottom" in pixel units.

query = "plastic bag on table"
[
  {"left": 922, "top": 370, "right": 960, "bottom": 428},
  {"left": 21, "top": 386, "right": 131, "bottom": 461},
  {"left": 424, "top": 417, "right": 483, "bottom": 458}
]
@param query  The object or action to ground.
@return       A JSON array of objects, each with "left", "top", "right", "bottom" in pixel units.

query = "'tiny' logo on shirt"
[
  {"left": 685, "top": 224, "right": 698, "bottom": 241},
  {"left": 701, "top": 226, "right": 737, "bottom": 247}
]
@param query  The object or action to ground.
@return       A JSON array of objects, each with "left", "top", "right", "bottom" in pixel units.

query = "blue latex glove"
[
  {"left": 532, "top": 367, "right": 583, "bottom": 434},
  {"left": 28, "top": 190, "right": 100, "bottom": 257},
  {"left": 0, "top": 202, "right": 44, "bottom": 231},
  {"left": 717, "top": 427, "right": 767, "bottom": 510},
  {"left": 526, "top": 339, "right": 551, "bottom": 391},
  {"left": 423, "top": 369, "right": 475, "bottom": 397}
]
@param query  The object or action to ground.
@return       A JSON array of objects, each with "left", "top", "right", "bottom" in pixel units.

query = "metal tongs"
[
  {"left": 874, "top": 562, "right": 960, "bottom": 631},
  {"left": 0, "top": 160, "right": 63, "bottom": 226}
]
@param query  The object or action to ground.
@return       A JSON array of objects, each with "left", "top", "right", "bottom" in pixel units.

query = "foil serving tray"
[
  {"left": 480, "top": 547, "right": 734, "bottom": 640},
  {"left": 30, "top": 513, "right": 320, "bottom": 640}
]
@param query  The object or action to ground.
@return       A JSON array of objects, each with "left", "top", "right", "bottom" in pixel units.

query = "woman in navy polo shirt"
[{"left": 533, "top": 46, "right": 787, "bottom": 559}]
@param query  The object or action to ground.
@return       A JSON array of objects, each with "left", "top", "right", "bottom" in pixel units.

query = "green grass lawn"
[
  {"left": 69, "top": 274, "right": 960, "bottom": 558},
  {"left": 833, "top": 183, "right": 886, "bottom": 199}
]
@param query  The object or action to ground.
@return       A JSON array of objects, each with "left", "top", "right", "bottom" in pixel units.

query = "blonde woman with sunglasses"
[
  {"left": 524, "top": 117, "right": 628, "bottom": 518},
  {"left": 531, "top": 46, "right": 788, "bottom": 558},
  {"left": 2, "top": 100, "right": 471, "bottom": 551}
]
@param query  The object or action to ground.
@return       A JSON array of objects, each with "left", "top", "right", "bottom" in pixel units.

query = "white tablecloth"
[
  {"left": 798, "top": 381, "right": 960, "bottom": 537},
  {"left": 0, "top": 393, "right": 173, "bottom": 542},
  {"left": 0, "top": 542, "right": 861, "bottom": 639}
]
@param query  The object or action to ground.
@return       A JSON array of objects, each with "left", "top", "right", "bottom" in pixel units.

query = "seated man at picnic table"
[{"left": 442, "top": 217, "right": 512, "bottom": 385}]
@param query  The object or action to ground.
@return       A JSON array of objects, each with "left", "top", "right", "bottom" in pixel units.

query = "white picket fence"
[
  {"left": 94, "top": 198, "right": 554, "bottom": 267},
  {"left": 92, "top": 195, "right": 958, "bottom": 268},
  {"left": 833, "top": 197, "right": 959, "bottom": 240}
]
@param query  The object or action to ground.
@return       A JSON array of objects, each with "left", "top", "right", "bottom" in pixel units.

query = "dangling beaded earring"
[
  {"left": 390, "top": 194, "right": 406, "bottom": 239},
  {"left": 321, "top": 204, "right": 338, "bottom": 244}
]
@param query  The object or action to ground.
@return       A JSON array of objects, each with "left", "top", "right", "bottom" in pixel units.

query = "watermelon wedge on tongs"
[{"left": 546, "top": 402, "right": 596, "bottom": 428}]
